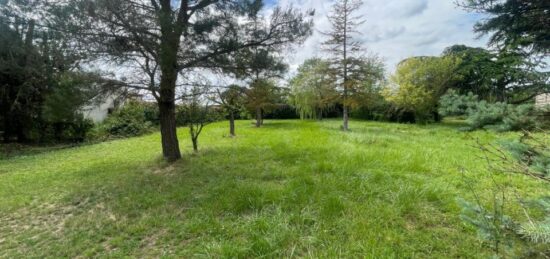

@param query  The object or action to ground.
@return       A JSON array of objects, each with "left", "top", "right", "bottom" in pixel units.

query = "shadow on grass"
[
  {"left": 0, "top": 143, "right": 82, "bottom": 160},
  {"left": 0, "top": 126, "right": 485, "bottom": 258}
]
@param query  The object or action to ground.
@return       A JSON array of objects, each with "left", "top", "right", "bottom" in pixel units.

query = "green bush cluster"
[
  {"left": 91, "top": 101, "right": 159, "bottom": 139},
  {"left": 351, "top": 96, "right": 419, "bottom": 123},
  {"left": 439, "top": 90, "right": 541, "bottom": 131}
]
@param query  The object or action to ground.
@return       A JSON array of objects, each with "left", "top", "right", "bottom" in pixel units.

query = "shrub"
[
  {"left": 438, "top": 90, "right": 478, "bottom": 117},
  {"left": 439, "top": 91, "right": 540, "bottom": 131},
  {"left": 351, "top": 102, "right": 417, "bottom": 123},
  {"left": 67, "top": 116, "right": 95, "bottom": 142},
  {"left": 94, "top": 101, "right": 158, "bottom": 138}
]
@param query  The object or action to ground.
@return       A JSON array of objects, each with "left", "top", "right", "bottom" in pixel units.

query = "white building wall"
[
  {"left": 536, "top": 94, "right": 550, "bottom": 108},
  {"left": 81, "top": 94, "right": 124, "bottom": 123}
]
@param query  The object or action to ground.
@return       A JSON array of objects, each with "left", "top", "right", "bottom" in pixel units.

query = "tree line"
[{"left": 1, "top": 0, "right": 548, "bottom": 162}]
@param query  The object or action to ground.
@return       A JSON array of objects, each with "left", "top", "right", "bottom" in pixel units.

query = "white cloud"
[{"left": 275, "top": 0, "right": 488, "bottom": 76}]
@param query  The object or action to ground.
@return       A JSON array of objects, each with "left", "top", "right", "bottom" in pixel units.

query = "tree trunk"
[
  {"left": 260, "top": 109, "right": 264, "bottom": 125},
  {"left": 255, "top": 107, "right": 262, "bottom": 127},
  {"left": 342, "top": 105, "right": 349, "bottom": 131},
  {"left": 158, "top": 71, "right": 181, "bottom": 161},
  {"left": 2, "top": 113, "right": 11, "bottom": 143},
  {"left": 157, "top": 16, "right": 184, "bottom": 161},
  {"left": 158, "top": 99, "right": 181, "bottom": 161},
  {"left": 229, "top": 112, "right": 236, "bottom": 137},
  {"left": 192, "top": 136, "right": 198, "bottom": 152}
]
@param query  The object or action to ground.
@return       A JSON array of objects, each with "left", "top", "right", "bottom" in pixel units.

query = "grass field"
[{"left": 0, "top": 120, "right": 547, "bottom": 258}]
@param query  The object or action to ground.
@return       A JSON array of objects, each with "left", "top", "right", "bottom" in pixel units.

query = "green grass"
[{"left": 0, "top": 120, "right": 547, "bottom": 258}]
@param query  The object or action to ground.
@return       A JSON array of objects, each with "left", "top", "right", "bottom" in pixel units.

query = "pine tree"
[{"left": 322, "top": 0, "right": 365, "bottom": 131}]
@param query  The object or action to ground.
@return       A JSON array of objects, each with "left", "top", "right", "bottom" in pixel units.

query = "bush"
[
  {"left": 351, "top": 100, "right": 417, "bottom": 123},
  {"left": 438, "top": 90, "right": 478, "bottom": 117},
  {"left": 439, "top": 91, "right": 540, "bottom": 131},
  {"left": 67, "top": 116, "right": 95, "bottom": 142},
  {"left": 263, "top": 104, "right": 300, "bottom": 120},
  {"left": 93, "top": 101, "right": 158, "bottom": 138}
]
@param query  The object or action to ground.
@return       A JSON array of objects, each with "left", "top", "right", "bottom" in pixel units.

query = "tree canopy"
[
  {"left": 42, "top": 0, "right": 313, "bottom": 160},
  {"left": 384, "top": 56, "right": 460, "bottom": 122},
  {"left": 459, "top": 0, "right": 550, "bottom": 54},
  {"left": 443, "top": 44, "right": 549, "bottom": 103}
]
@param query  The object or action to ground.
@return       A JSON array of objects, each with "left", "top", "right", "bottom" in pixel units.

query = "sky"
[{"left": 268, "top": 0, "right": 489, "bottom": 76}]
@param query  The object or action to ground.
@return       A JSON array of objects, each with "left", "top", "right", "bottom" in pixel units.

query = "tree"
[
  {"left": 0, "top": 1, "right": 94, "bottom": 143},
  {"left": 442, "top": 45, "right": 496, "bottom": 98},
  {"left": 458, "top": 0, "right": 550, "bottom": 54},
  {"left": 344, "top": 56, "right": 386, "bottom": 109},
  {"left": 443, "top": 45, "right": 549, "bottom": 103},
  {"left": 383, "top": 56, "right": 460, "bottom": 122},
  {"left": 289, "top": 58, "right": 338, "bottom": 120},
  {"left": 222, "top": 12, "right": 292, "bottom": 128},
  {"left": 245, "top": 79, "right": 280, "bottom": 127},
  {"left": 322, "top": 0, "right": 365, "bottom": 131},
  {"left": 212, "top": 85, "right": 245, "bottom": 137},
  {"left": 48, "top": 0, "right": 313, "bottom": 161},
  {"left": 178, "top": 88, "right": 220, "bottom": 152}
]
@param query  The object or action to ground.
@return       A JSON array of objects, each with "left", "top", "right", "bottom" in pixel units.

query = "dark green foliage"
[
  {"left": 351, "top": 100, "right": 417, "bottom": 123},
  {"left": 40, "top": 72, "right": 99, "bottom": 142},
  {"left": 442, "top": 45, "right": 549, "bottom": 104},
  {"left": 263, "top": 104, "right": 300, "bottom": 120},
  {"left": 94, "top": 101, "right": 158, "bottom": 138},
  {"left": 0, "top": 2, "right": 96, "bottom": 143},
  {"left": 459, "top": 0, "right": 550, "bottom": 54}
]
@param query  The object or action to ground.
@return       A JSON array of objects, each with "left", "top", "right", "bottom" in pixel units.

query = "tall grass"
[{"left": 0, "top": 120, "right": 546, "bottom": 257}]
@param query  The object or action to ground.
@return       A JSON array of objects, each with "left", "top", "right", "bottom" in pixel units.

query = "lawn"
[{"left": 0, "top": 120, "right": 547, "bottom": 258}]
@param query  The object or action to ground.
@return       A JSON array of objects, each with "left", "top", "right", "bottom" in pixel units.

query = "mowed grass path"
[{"left": 0, "top": 120, "right": 547, "bottom": 258}]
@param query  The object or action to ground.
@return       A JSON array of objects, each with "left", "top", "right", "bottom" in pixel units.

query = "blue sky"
[{"left": 266, "top": 0, "right": 489, "bottom": 75}]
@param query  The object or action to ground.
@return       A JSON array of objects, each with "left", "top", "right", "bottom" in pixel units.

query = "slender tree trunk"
[
  {"left": 229, "top": 111, "right": 236, "bottom": 137},
  {"left": 260, "top": 109, "right": 264, "bottom": 125},
  {"left": 255, "top": 107, "right": 262, "bottom": 127},
  {"left": 342, "top": 105, "right": 349, "bottom": 130},
  {"left": 1, "top": 93, "right": 10, "bottom": 143},
  {"left": 342, "top": 3, "right": 349, "bottom": 132},
  {"left": 192, "top": 136, "right": 198, "bottom": 152}
]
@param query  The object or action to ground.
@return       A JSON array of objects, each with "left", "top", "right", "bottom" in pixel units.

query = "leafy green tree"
[
  {"left": 289, "top": 58, "right": 338, "bottom": 120},
  {"left": 178, "top": 90, "right": 221, "bottom": 152},
  {"left": 458, "top": 0, "right": 549, "bottom": 54},
  {"left": 345, "top": 56, "right": 386, "bottom": 109},
  {"left": 383, "top": 56, "right": 460, "bottom": 122},
  {"left": 322, "top": 0, "right": 366, "bottom": 131},
  {"left": 245, "top": 79, "right": 281, "bottom": 127},
  {"left": 220, "top": 11, "right": 294, "bottom": 128},
  {"left": 49, "top": 0, "right": 313, "bottom": 161},
  {"left": 212, "top": 85, "right": 245, "bottom": 137}
]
